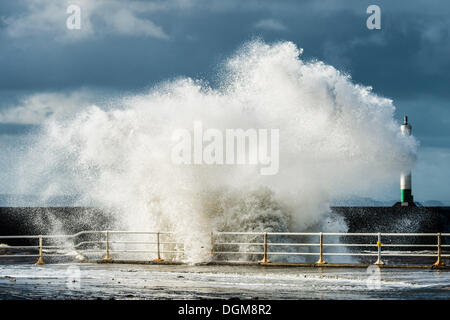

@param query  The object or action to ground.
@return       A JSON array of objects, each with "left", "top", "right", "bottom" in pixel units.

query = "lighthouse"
[{"left": 400, "top": 116, "right": 414, "bottom": 205}]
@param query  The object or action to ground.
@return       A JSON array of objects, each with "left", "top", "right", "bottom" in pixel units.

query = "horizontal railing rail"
[
  {"left": 0, "top": 231, "right": 448, "bottom": 267},
  {"left": 211, "top": 232, "right": 449, "bottom": 266},
  {"left": 0, "top": 231, "right": 184, "bottom": 264}
]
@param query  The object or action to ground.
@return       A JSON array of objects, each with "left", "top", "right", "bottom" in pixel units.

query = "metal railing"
[
  {"left": 0, "top": 231, "right": 184, "bottom": 265},
  {"left": 0, "top": 231, "right": 448, "bottom": 267},
  {"left": 211, "top": 232, "right": 449, "bottom": 267}
]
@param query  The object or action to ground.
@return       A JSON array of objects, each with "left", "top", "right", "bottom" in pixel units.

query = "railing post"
[
  {"left": 315, "top": 232, "right": 326, "bottom": 265},
  {"left": 153, "top": 232, "right": 164, "bottom": 262},
  {"left": 35, "top": 236, "right": 45, "bottom": 265},
  {"left": 102, "top": 231, "right": 112, "bottom": 262},
  {"left": 260, "top": 232, "right": 270, "bottom": 264},
  {"left": 374, "top": 233, "right": 384, "bottom": 265},
  {"left": 433, "top": 233, "right": 445, "bottom": 267}
]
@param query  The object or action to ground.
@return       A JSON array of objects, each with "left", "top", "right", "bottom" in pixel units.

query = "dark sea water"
[{"left": 0, "top": 263, "right": 449, "bottom": 300}]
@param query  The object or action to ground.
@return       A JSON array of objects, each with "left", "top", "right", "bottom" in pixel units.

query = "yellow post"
[
  {"left": 102, "top": 231, "right": 112, "bottom": 262},
  {"left": 315, "top": 232, "right": 327, "bottom": 265},
  {"left": 260, "top": 233, "right": 270, "bottom": 264},
  {"left": 373, "top": 233, "right": 384, "bottom": 265},
  {"left": 433, "top": 233, "right": 445, "bottom": 267},
  {"left": 153, "top": 232, "right": 164, "bottom": 262},
  {"left": 35, "top": 236, "right": 45, "bottom": 265}
]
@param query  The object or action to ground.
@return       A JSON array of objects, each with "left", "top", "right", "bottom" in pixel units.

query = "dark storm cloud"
[
  {"left": 0, "top": 0, "right": 449, "bottom": 144},
  {"left": 1, "top": 1, "right": 449, "bottom": 95}
]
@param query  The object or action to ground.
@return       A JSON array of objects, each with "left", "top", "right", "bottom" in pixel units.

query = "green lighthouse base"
[{"left": 401, "top": 189, "right": 414, "bottom": 204}]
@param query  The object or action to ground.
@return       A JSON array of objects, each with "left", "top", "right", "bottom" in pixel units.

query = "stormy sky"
[{"left": 0, "top": 0, "right": 449, "bottom": 202}]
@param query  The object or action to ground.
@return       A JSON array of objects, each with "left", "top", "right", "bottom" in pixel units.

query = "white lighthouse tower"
[{"left": 400, "top": 116, "right": 414, "bottom": 205}]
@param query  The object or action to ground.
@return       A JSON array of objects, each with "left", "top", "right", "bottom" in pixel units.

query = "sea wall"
[{"left": 0, "top": 206, "right": 449, "bottom": 244}]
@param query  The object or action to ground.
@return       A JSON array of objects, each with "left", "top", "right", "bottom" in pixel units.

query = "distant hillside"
[
  {"left": 420, "top": 200, "right": 447, "bottom": 206},
  {"left": 331, "top": 197, "right": 396, "bottom": 207},
  {"left": 0, "top": 194, "right": 85, "bottom": 207},
  {"left": 0, "top": 194, "right": 448, "bottom": 207},
  {"left": 331, "top": 196, "right": 447, "bottom": 207}
]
